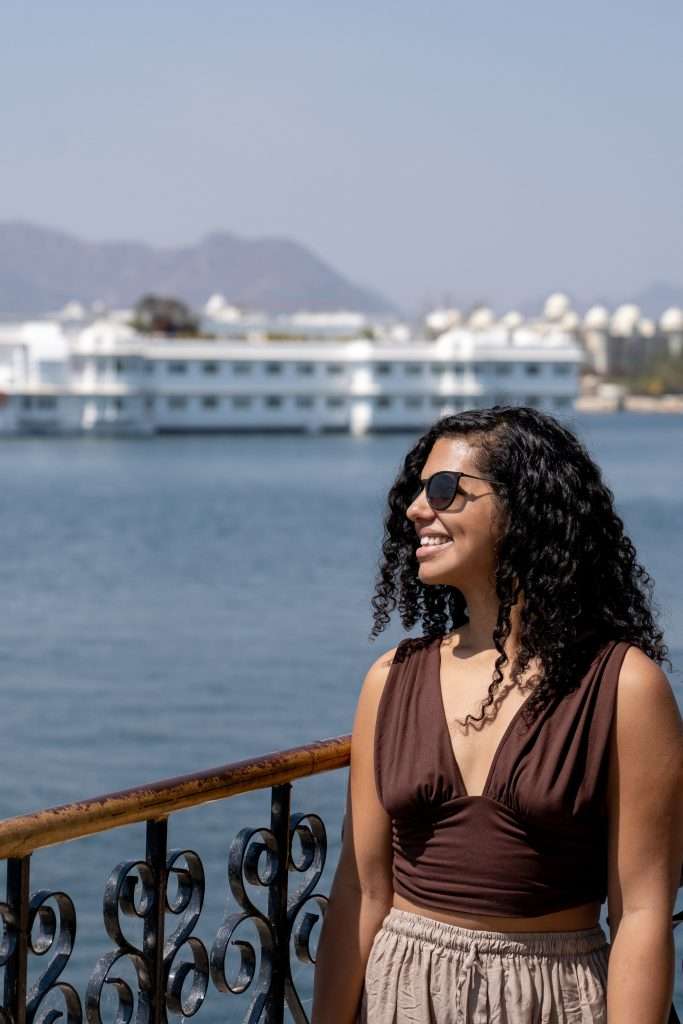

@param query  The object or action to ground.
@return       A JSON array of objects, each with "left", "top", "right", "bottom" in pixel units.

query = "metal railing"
[
  {"left": 0, "top": 735, "right": 680, "bottom": 1024},
  {"left": 0, "top": 737, "right": 349, "bottom": 1024}
]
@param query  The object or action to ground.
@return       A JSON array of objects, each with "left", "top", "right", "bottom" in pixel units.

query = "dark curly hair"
[{"left": 369, "top": 405, "right": 671, "bottom": 729}]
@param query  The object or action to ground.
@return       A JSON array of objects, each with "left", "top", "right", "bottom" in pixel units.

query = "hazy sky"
[{"left": 2, "top": 1, "right": 682, "bottom": 314}]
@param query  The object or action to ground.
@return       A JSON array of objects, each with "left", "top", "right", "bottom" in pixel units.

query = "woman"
[{"left": 311, "top": 406, "right": 683, "bottom": 1024}]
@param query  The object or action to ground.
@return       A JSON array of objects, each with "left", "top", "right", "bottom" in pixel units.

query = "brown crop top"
[{"left": 374, "top": 634, "right": 632, "bottom": 917}]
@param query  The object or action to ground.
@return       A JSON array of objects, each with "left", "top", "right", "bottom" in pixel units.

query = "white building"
[{"left": 0, "top": 317, "right": 583, "bottom": 437}]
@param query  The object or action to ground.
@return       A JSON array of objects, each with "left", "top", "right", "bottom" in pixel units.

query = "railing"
[
  {"left": 0, "top": 737, "right": 349, "bottom": 1024},
  {"left": 0, "top": 736, "right": 680, "bottom": 1024}
]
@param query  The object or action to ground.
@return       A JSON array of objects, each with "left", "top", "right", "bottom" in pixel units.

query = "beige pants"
[{"left": 358, "top": 907, "right": 610, "bottom": 1024}]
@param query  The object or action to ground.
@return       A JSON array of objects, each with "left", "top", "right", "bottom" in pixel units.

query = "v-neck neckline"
[{"left": 432, "top": 635, "right": 536, "bottom": 801}]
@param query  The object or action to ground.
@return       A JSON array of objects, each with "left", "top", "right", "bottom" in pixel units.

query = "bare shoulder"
[
  {"left": 352, "top": 642, "right": 401, "bottom": 722},
  {"left": 618, "top": 645, "right": 680, "bottom": 713},
  {"left": 613, "top": 644, "right": 683, "bottom": 763},
  {"left": 363, "top": 642, "right": 401, "bottom": 689}
]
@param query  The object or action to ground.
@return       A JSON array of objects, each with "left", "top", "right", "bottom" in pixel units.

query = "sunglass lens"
[{"left": 426, "top": 473, "right": 458, "bottom": 510}]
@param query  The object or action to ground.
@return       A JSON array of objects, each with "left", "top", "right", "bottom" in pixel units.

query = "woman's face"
[{"left": 405, "top": 436, "right": 506, "bottom": 591}]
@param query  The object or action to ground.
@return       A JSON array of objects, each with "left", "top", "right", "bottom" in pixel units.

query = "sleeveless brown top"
[{"left": 374, "top": 635, "right": 632, "bottom": 916}]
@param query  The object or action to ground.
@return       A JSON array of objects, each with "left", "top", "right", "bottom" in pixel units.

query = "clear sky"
[{"left": 2, "top": 0, "right": 682, "bottom": 314}]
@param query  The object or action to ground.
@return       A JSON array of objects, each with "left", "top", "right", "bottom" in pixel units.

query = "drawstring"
[{"left": 455, "top": 938, "right": 483, "bottom": 1023}]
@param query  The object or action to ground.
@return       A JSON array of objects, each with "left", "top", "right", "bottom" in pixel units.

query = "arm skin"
[
  {"left": 310, "top": 647, "right": 397, "bottom": 1024},
  {"left": 605, "top": 646, "right": 683, "bottom": 1024}
]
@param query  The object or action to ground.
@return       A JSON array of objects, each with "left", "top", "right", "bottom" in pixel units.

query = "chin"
[{"left": 419, "top": 565, "right": 459, "bottom": 586}]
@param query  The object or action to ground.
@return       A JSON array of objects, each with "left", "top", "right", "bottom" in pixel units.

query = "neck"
[{"left": 454, "top": 584, "right": 524, "bottom": 656}]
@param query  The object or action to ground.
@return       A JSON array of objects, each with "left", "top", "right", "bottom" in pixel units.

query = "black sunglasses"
[{"left": 416, "top": 470, "right": 502, "bottom": 511}]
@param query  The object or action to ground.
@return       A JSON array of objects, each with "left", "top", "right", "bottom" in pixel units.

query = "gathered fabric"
[{"left": 357, "top": 907, "right": 610, "bottom": 1024}]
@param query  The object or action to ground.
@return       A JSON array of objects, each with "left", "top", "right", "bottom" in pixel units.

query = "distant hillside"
[{"left": 0, "top": 222, "right": 396, "bottom": 315}]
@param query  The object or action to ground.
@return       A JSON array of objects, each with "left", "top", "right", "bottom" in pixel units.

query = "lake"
[{"left": 1, "top": 412, "right": 681, "bottom": 1020}]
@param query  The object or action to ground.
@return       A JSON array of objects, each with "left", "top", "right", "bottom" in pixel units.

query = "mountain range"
[
  {"left": 0, "top": 222, "right": 395, "bottom": 316},
  {"left": 1, "top": 221, "right": 680, "bottom": 320}
]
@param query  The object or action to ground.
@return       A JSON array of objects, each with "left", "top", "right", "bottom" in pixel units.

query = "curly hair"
[{"left": 369, "top": 405, "right": 671, "bottom": 729}]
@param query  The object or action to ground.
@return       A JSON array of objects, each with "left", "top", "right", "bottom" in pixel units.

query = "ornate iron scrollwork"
[
  {"left": 86, "top": 823, "right": 208, "bottom": 1024},
  {"left": 0, "top": 899, "right": 17, "bottom": 1024},
  {"left": 163, "top": 851, "right": 208, "bottom": 1018},
  {"left": 26, "top": 891, "right": 82, "bottom": 1024},
  {"left": 210, "top": 784, "right": 329, "bottom": 1024}
]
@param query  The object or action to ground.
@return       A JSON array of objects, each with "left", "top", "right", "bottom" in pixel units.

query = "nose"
[{"left": 406, "top": 486, "right": 434, "bottom": 522}]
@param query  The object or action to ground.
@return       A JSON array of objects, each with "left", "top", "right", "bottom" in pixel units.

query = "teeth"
[{"left": 420, "top": 536, "right": 451, "bottom": 546}]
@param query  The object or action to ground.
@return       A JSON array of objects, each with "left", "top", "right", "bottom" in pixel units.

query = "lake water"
[{"left": 1, "top": 412, "right": 682, "bottom": 1021}]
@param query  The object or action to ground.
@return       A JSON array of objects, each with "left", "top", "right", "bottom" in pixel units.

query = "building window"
[
  {"left": 113, "top": 397, "right": 125, "bottom": 411},
  {"left": 168, "top": 396, "right": 188, "bottom": 409},
  {"left": 376, "top": 363, "right": 391, "bottom": 375},
  {"left": 493, "top": 394, "right": 509, "bottom": 406},
  {"left": 115, "top": 359, "right": 127, "bottom": 374},
  {"left": 376, "top": 396, "right": 392, "bottom": 408},
  {"left": 296, "top": 396, "right": 314, "bottom": 407},
  {"left": 265, "top": 362, "right": 282, "bottom": 374},
  {"left": 553, "top": 363, "right": 571, "bottom": 375},
  {"left": 167, "top": 361, "right": 187, "bottom": 374},
  {"left": 405, "top": 396, "right": 423, "bottom": 407},
  {"left": 202, "top": 396, "right": 219, "bottom": 408},
  {"left": 525, "top": 363, "right": 541, "bottom": 375},
  {"left": 404, "top": 364, "right": 422, "bottom": 375},
  {"left": 554, "top": 396, "right": 572, "bottom": 408},
  {"left": 265, "top": 395, "right": 282, "bottom": 407},
  {"left": 233, "top": 363, "right": 252, "bottom": 374},
  {"left": 145, "top": 397, "right": 155, "bottom": 410},
  {"left": 232, "top": 396, "right": 252, "bottom": 408},
  {"left": 431, "top": 396, "right": 443, "bottom": 407},
  {"left": 495, "top": 363, "right": 512, "bottom": 375},
  {"left": 525, "top": 395, "right": 540, "bottom": 407},
  {"left": 145, "top": 362, "right": 156, "bottom": 374},
  {"left": 203, "top": 362, "right": 219, "bottom": 374},
  {"left": 326, "top": 364, "right": 344, "bottom": 374},
  {"left": 35, "top": 396, "right": 57, "bottom": 410},
  {"left": 326, "top": 396, "right": 344, "bottom": 408},
  {"left": 297, "top": 363, "right": 314, "bottom": 374},
  {"left": 21, "top": 397, "right": 33, "bottom": 409},
  {"left": 430, "top": 363, "right": 446, "bottom": 375}
]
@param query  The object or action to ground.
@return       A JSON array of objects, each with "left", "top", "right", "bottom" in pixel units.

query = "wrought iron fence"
[
  {"left": 0, "top": 737, "right": 349, "bottom": 1024},
  {"left": 0, "top": 735, "right": 680, "bottom": 1024}
]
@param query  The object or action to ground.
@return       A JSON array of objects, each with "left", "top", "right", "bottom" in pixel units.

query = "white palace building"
[{"left": 0, "top": 316, "right": 582, "bottom": 437}]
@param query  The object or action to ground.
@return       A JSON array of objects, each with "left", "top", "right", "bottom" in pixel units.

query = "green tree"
[
  {"left": 621, "top": 352, "right": 683, "bottom": 396},
  {"left": 131, "top": 295, "right": 200, "bottom": 336}
]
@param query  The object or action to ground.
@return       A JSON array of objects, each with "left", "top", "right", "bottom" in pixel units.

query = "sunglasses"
[{"left": 416, "top": 471, "right": 502, "bottom": 511}]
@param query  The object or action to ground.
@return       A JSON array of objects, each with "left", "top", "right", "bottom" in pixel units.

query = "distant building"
[{"left": 0, "top": 315, "right": 582, "bottom": 436}]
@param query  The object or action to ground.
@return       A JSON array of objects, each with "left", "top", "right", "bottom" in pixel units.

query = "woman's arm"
[
  {"left": 606, "top": 646, "right": 683, "bottom": 1024},
  {"left": 310, "top": 646, "right": 397, "bottom": 1024}
]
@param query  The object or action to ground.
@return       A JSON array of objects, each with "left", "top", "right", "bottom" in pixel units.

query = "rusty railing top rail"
[{"left": 0, "top": 734, "right": 351, "bottom": 859}]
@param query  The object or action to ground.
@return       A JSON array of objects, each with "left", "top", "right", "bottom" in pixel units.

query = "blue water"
[{"left": 1, "top": 413, "right": 681, "bottom": 1021}]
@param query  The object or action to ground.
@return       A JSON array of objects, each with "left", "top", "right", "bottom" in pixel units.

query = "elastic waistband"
[{"left": 382, "top": 907, "right": 609, "bottom": 957}]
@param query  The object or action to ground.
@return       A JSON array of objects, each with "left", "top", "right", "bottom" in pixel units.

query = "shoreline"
[{"left": 575, "top": 394, "right": 683, "bottom": 414}]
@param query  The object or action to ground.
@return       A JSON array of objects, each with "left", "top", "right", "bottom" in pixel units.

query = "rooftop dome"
[
  {"left": 560, "top": 311, "right": 579, "bottom": 331},
  {"left": 660, "top": 306, "right": 683, "bottom": 332},
  {"left": 58, "top": 301, "right": 86, "bottom": 321},
  {"left": 501, "top": 311, "right": 523, "bottom": 329},
  {"left": 467, "top": 307, "right": 495, "bottom": 330},
  {"left": 610, "top": 304, "right": 641, "bottom": 336},
  {"left": 584, "top": 305, "right": 609, "bottom": 329},
  {"left": 79, "top": 318, "right": 135, "bottom": 350},
  {"left": 638, "top": 318, "right": 655, "bottom": 338},
  {"left": 425, "top": 308, "right": 462, "bottom": 334},
  {"left": 543, "top": 292, "right": 571, "bottom": 321}
]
